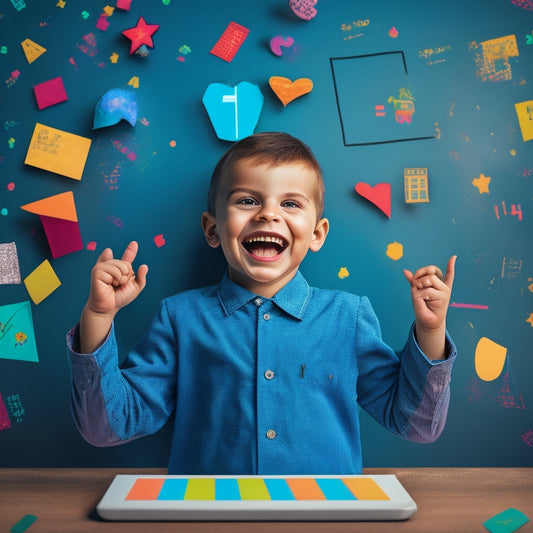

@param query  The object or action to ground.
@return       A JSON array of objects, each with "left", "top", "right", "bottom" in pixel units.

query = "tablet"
[{"left": 96, "top": 474, "right": 417, "bottom": 521}]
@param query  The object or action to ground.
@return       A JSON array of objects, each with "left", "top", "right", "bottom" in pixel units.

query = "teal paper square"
[
  {"left": 483, "top": 508, "right": 529, "bottom": 533},
  {"left": 0, "top": 301, "right": 39, "bottom": 363}
]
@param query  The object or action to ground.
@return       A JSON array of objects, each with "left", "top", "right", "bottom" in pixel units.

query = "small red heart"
[{"left": 354, "top": 182, "right": 391, "bottom": 218}]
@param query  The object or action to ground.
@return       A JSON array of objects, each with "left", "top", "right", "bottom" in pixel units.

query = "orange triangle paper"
[
  {"left": 21, "top": 38, "right": 47, "bottom": 64},
  {"left": 269, "top": 76, "right": 313, "bottom": 106},
  {"left": 20, "top": 191, "right": 78, "bottom": 222}
]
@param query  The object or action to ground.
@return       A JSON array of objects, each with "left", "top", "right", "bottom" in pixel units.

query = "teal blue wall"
[{"left": 1, "top": 0, "right": 532, "bottom": 467}]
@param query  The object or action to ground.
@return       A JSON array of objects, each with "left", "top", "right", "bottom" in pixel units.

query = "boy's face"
[{"left": 202, "top": 159, "right": 329, "bottom": 298}]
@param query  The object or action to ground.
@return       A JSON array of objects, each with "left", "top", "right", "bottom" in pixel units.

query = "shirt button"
[
  {"left": 263, "top": 313, "right": 270, "bottom": 321},
  {"left": 266, "top": 429, "right": 276, "bottom": 440},
  {"left": 254, "top": 298, "right": 263, "bottom": 307},
  {"left": 264, "top": 370, "right": 275, "bottom": 380}
]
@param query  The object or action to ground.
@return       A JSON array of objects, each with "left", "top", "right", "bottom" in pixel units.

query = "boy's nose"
[{"left": 256, "top": 203, "right": 280, "bottom": 222}]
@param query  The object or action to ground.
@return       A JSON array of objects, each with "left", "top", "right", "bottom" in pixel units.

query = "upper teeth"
[{"left": 245, "top": 236, "right": 286, "bottom": 246}]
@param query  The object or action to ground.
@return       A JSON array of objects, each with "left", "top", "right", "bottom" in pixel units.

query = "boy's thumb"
[
  {"left": 403, "top": 269, "right": 414, "bottom": 283},
  {"left": 135, "top": 264, "right": 149, "bottom": 291}
]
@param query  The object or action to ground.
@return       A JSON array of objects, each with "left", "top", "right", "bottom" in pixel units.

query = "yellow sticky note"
[
  {"left": 21, "top": 38, "right": 46, "bottom": 63},
  {"left": 24, "top": 260, "right": 61, "bottom": 305},
  {"left": 404, "top": 168, "right": 429, "bottom": 203},
  {"left": 514, "top": 100, "right": 533, "bottom": 142},
  {"left": 475, "top": 337, "right": 507, "bottom": 381},
  {"left": 24, "top": 123, "right": 92, "bottom": 180}
]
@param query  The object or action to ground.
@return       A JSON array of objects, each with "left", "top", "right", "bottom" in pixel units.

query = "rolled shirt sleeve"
[
  {"left": 354, "top": 296, "right": 456, "bottom": 444},
  {"left": 68, "top": 300, "right": 178, "bottom": 446}
]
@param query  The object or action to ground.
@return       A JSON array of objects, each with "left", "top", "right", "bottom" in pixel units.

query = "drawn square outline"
[{"left": 329, "top": 51, "right": 435, "bottom": 146}]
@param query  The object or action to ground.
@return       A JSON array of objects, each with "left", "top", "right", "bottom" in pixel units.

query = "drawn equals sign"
[{"left": 375, "top": 105, "right": 386, "bottom": 117}]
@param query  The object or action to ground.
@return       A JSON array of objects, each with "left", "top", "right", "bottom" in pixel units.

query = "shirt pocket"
[{"left": 296, "top": 363, "right": 338, "bottom": 387}]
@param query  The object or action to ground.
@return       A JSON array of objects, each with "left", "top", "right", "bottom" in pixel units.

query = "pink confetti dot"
[{"left": 7, "top": 182, "right": 15, "bottom": 191}]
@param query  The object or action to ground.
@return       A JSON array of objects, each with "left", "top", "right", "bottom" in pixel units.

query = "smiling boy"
[
  {"left": 201, "top": 140, "right": 329, "bottom": 299},
  {"left": 69, "top": 132, "right": 457, "bottom": 474}
]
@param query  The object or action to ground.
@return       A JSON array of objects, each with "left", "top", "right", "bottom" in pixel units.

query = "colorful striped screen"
[{"left": 125, "top": 477, "right": 390, "bottom": 502}]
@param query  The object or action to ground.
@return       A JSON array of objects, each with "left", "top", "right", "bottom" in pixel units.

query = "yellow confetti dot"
[
  {"left": 386, "top": 242, "right": 403, "bottom": 261},
  {"left": 338, "top": 267, "right": 349, "bottom": 279},
  {"left": 510, "top": 149, "right": 516, "bottom": 156},
  {"left": 109, "top": 52, "right": 119, "bottom": 63}
]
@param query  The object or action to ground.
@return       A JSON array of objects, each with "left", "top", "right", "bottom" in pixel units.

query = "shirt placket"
[{"left": 254, "top": 297, "right": 279, "bottom": 472}]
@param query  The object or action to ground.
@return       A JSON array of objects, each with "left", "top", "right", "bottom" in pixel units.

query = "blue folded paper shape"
[
  {"left": 93, "top": 88, "right": 137, "bottom": 129},
  {"left": 202, "top": 82, "right": 264, "bottom": 141}
]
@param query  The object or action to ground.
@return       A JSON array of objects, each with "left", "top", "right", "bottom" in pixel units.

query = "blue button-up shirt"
[{"left": 68, "top": 271, "right": 456, "bottom": 474}]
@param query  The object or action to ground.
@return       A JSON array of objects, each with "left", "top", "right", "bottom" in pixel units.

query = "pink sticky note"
[
  {"left": 0, "top": 393, "right": 11, "bottom": 431},
  {"left": 39, "top": 215, "right": 83, "bottom": 259},
  {"left": 33, "top": 77, "right": 68, "bottom": 110},
  {"left": 116, "top": 0, "right": 132, "bottom": 10},
  {"left": 210, "top": 21, "right": 249, "bottom": 62},
  {"left": 96, "top": 13, "right": 110, "bottom": 31}
]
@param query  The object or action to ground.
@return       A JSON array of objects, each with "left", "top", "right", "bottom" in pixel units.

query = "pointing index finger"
[
  {"left": 96, "top": 247, "right": 113, "bottom": 263},
  {"left": 120, "top": 241, "right": 139, "bottom": 264}
]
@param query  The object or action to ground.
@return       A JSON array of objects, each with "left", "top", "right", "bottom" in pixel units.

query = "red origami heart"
[{"left": 354, "top": 182, "right": 391, "bottom": 218}]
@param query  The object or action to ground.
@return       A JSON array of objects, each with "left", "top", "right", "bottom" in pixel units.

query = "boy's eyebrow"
[
  {"left": 283, "top": 192, "right": 311, "bottom": 205},
  {"left": 226, "top": 187, "right": 256, "bottom": 199}
]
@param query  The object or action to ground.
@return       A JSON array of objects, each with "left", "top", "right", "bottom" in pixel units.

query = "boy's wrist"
[
  {"left": 80, "top": 305, "right": 115, "bottom": 354},
  {"left": 414, "top": 322, "right": 447, "bottom": 361},
  {"left": 414, "top": 321, "right": 446, "bottom": 338},
  {"left": 82, "top": 303, "right": 116, "bottom": 322}
]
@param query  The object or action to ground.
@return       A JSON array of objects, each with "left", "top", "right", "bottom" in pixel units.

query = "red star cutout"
[{"left": 122, "top": 17, "right": 160, "bottom": 55}]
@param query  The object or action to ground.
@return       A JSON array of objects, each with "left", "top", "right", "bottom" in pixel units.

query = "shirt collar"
[{"left": 217, "top": 271, "right": 311, "bottom": 320}]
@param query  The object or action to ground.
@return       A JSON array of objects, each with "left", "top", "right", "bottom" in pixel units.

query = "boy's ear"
[
  {"left": 309, "top": 217, "right": 329, "bottom": 253},
  {"left": 201, "top": 212, "right": 220, "bottom": 248}
]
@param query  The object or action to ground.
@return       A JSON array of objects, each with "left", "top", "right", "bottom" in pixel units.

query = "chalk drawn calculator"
[{"left": 96, "top": 474, "right": 417, "bottom": 521}]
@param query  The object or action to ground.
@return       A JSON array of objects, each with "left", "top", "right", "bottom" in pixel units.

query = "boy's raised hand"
[
  {"left": 403, "top": 256, "right": 456, "bottom": 331},
  {"left": 87, "top": 241, "right": 148, "bottom": 316},
  {"left": 402, "top": 256, "right": 457, "bottom": 360},
  {"left": 80, "top": 242, "right": 148, "bottom": 354}
]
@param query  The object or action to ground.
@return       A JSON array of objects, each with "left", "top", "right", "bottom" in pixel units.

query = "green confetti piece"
[{"left": 10, "top": 514, "right": 37, "bottom": 533}]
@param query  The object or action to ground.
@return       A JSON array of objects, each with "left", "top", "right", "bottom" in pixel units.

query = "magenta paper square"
[{"left": 33, "top": 76, "right": 68, "bottom": 110}]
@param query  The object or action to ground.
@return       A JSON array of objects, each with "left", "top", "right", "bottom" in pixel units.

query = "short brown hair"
[{"left": 207, "top": 132, "right": 324, "bottom": 217}]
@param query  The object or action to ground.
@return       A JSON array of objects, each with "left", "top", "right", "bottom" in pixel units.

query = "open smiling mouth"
[{"left": 242, "top": 235, "right": 288, "bottom": 259}]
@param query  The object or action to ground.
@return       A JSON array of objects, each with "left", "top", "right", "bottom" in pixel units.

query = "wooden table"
[{"left": 1, "top": 468, "right": 531, "bottom": 532}]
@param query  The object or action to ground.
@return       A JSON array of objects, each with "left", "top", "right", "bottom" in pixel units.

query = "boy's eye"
[
  {"left": 237, "top": 197, "right": 258, "bottom": 206},
  {"left": 282, "top": 200, "right": 299, "bottom": 208}
]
